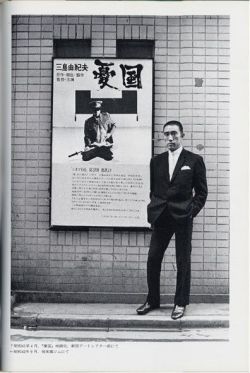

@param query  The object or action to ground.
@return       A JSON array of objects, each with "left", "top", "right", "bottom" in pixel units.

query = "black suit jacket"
[{"left": 147, "top": 148, "right": 208, "bottom": 224}]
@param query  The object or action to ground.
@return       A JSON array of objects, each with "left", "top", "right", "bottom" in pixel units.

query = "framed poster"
[{"left": 51, "top": 58, "right": 153, "bottom": 228}]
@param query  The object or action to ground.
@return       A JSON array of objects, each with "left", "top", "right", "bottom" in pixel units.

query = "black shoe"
[
  {"left": 136, "top": 302, "right": 159, "bottom": 315},
  {"left": 171, "top": 305, "right": 186, "bottom": 320}
]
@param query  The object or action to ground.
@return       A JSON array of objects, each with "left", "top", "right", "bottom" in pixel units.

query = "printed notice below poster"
[{"left": 51, "top": 58, "right": 153, "bottom": 227}]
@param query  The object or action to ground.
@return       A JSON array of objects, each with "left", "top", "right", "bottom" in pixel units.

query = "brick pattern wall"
[{"left": 11, "top": 15, "right": 230, "bottom": 302}]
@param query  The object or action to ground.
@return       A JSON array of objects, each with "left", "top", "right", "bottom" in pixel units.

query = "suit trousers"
[{"left": 147, "top": 211, "right": 193, "bottom": 307}]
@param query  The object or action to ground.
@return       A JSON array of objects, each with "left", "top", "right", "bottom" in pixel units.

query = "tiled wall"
[{"left": 11, "top": 15, "right": 230, "bottom": 303}]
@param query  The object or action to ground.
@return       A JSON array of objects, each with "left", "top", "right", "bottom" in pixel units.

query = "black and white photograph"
[{"left": 0, "top": 1, "right": 248, "bottom": 372}]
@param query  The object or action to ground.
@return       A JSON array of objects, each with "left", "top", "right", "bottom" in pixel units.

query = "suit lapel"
[
  {"left": 170, "top": 149, "right": 186, "bottom": 184},
  {"left": 163, "top": 151, "right": 170, "bottom": 183}
]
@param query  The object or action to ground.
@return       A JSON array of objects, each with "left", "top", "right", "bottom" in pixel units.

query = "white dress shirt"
[
  {"left": 168, "top": 146, "right": 183, "bottom": 180},
  {"left": 95, "top": 116, "right": 106, "bottom": 143}
]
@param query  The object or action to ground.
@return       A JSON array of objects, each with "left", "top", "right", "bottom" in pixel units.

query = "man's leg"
[
  {"left": 82, "top": 147, "right": 99, "bottom": 161},
  {"left": 174, "top": 218, "right": 193, "bottom": 307},
  {"left": 147, "top": 224, "right": 174, "bottom": 307},
  {"left": 98, "top": 146, "right": 113, "bottom": 161},
  {"left": 82, "top": 146, "right": 113, "bottom": 161}
]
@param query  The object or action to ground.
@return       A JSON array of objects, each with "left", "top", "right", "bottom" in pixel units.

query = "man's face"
[
  {"left": 92, "top": 107, "right": 101, "bottom": 117},
  {"left": 163, "top": 124, "right": 183, "bottom": 152}
]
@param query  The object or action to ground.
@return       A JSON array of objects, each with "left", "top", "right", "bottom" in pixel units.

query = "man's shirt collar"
[{"left": 168, "top": 146, "right": 183, "bottom": 157}]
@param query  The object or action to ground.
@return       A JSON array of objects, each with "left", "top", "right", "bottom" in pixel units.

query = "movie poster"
[{"left": 51, "top": 58, "right": 153, "bottom": 227}]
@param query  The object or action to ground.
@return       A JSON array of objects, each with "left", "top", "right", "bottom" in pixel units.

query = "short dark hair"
[{"left": 163, "top": 120, "right": 184, "bottom": 134}]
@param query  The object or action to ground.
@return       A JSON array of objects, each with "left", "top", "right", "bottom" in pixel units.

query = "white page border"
[{"left": 2, "top": 1, "right": 249, "bottom": 372}]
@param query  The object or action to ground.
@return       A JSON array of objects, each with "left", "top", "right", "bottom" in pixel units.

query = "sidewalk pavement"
[{"left": 11, "top": 302, "right": 229, "bottom": 330}]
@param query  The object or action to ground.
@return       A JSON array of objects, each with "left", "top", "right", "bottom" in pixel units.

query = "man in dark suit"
[{"left": 136, "top": 120, "right": 208, "bottom": 319}]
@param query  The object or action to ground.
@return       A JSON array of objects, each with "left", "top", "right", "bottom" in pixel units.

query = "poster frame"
[{"left": 49, "top": 56, "right": 155, "bottom": 231}]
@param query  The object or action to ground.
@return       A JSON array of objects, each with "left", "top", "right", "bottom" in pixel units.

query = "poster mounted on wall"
[{"left": 51, "top": 58, "right": 153, "bottom": 228}]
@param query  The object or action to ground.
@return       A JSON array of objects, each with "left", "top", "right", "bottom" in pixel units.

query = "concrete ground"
[{"left": 11, "top": 302, "right": 229, "bottom": 342}]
